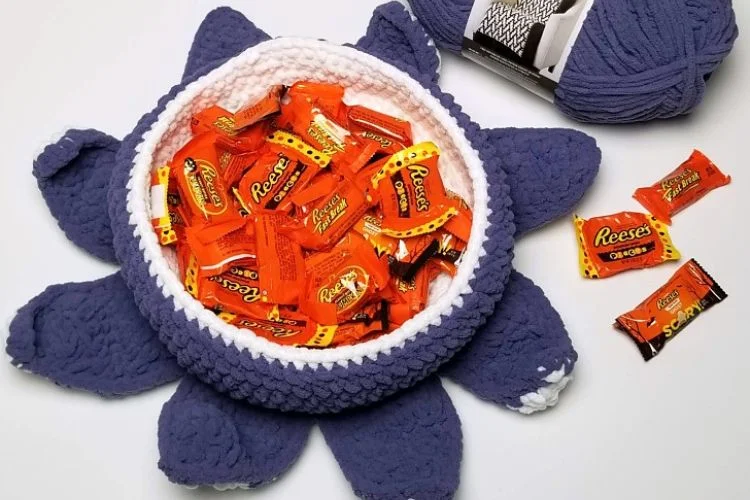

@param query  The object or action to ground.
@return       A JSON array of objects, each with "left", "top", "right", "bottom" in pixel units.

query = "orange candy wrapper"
[
  {"left": 575, "top": 212, "right": 681, "bottom": 279},
  {"left": 432, "top": 230, "right": 467, "bottom": 277},
  {"left": 348, "top": 105, "right": 413, "bottom": 155},
  {"left": 233, "top": 86, "right": 282, "bottom": 129},
  {"left": 191, "top": 87, "right": 281, "bottom": 137},
  {"left": 278, "top": 90, "right": 380, "bottom": 172},
  {"left": 615, "top": 259, "right": 727, "bottom": 361},
  {"left": 373, "top": 142, "right": 462, "bottom": 239},
  {"left": 215, "top": 122, "right": 270, "bottom": 158},
  {"left": 185, "top": 223, "right": 256, "bottom": 277},
  {"left": 172, "top": 132, "right": 237, "bottom": 226},
  {"left": 191, "top": 105, "right": 237, "bottom": 136},
  {"left": 633, "top": 150, "right": 731, "bottom": 224},
  {"left": 389, "top": 235, "right": 441, "bottom": 281},
  {"left": 283, "top": 81, "right": 346, "bottom": 121},
  {"left": 219, "top": 308, "right": 328, "bottom": 347},
  {"left": 183, "top": 251, "right": 261, "bottom": 315},
  {"left": 220, "top": 309, "right": 387, "bottom": 348},
  {"left": 353, "top": 212, "right": 399, "bottom": 259},
  {"left": 443, "top": 191, "right": 473, "bottom": 243},
  {"left": 161, "top": 81, "right": 475, "bottom": 349},
  {"left": 389, "top": 262, "right": 441, "bottom": 325},
  {"left": 286, "top": 178, "right": 375, "bottom": 251},
  {"left": 254, "top": 213, "right": 306, "bottom": 305},
  {"left": 300, "top": 234, "right": 390, "bottom": 324},
  {"left": 233, "top": 130, "right": 330, "bottom": 213}
]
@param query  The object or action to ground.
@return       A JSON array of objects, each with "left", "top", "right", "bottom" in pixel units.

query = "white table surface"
[{"left": 0, "top": 1, "right": 747, "bottom": 499}]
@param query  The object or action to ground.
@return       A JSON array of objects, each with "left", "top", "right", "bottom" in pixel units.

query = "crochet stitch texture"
[{"left": 7, "top": 3, "right": 600, "bottom": 498}]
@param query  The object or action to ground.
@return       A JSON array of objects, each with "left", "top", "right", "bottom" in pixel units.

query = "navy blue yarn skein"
[{"left": 407, "top": 0, "right": 738, "bottom": 123}]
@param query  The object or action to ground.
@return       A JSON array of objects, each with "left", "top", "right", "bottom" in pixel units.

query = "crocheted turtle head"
[{"left": 8, "top": 2, "right": 599, "bottom": 497}]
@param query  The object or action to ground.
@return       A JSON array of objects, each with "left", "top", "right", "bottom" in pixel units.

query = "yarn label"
[{"left": 462, "top": 0, "right": 595, "bottom": 101}]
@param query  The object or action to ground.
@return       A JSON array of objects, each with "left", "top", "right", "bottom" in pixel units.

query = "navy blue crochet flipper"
[{"left": 6, "top": 3, "right": 600, "bottom": 498}]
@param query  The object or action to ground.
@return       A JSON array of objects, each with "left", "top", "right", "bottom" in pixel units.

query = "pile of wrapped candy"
[{"left": 150, "top": 82, "right": 472, "bottom": 348}]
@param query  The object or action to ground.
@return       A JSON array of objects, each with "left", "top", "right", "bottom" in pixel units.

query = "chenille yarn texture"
[
  {"left": 9, "top": 2, "right": 599, "bottom": 416},
  {"left": 408, "top": 0, "right": 739, "bottom": 123},
  {"left": 7, "top": 3, "right": 601, "bottom": 497}
]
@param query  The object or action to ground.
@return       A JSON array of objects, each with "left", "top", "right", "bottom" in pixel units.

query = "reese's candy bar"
[
  {"left": 615, "top": 259, "right": 728, "bottom": 361},
  {"left": 278, "top": 93, "right": 378, "bottom": 171},
  {"left": 633, "top": 150, "right": 731, "bottom": 224},
  {"left": 281, "top": 81, "right": 347, "bottom": 122},
  {"left": 223, "top": 151, "right": 260, "bottom": 189},
  {"left": 220, "top": 308, "right": 332, "bottom": 347},
  {"left": 182, "top": 246, "right": 263, "bottom": 316},
  {"left": 234, "top": 131, "right": 331, "bottom": 213},
  {"left": 221, "top": 305, "right": 364, "bottom": 349},
  {"left": 233, "top": 86, "right": 282, "bottom": 130},
  {"left": 151, "top": 165, "right": 179, "bottom": 245},
  {"left": 574, "top": 212, "right": 681, "bottom": 279},
  {"left": 287, "top": 170, "right": 341, "bottom": 210},
  {"left": 353, "top": 212, "right": 399, "bottom": 259},
  {"left": 184, "top": 252, "right": 201, "bottom": 299},
  {"left": 199, "top": 265, "right": 264, "bottom": 317},
  {"left": 172, "top": 132, "right": 237, "bottom": 226},
  {"left": 348, "top": 105, "right": 413, "bottom": 155},
  {"left": 191, "top": 105, "right": 237, "bottom": 136},
  {"left": 176, "top": 241, "right": 193, "bottom": 283},
  {"left": 185, "top": 223, "right": 256, "bottom": 276},
  {"left": 285, "top": 177, "right": 375, "bottom": 251},
  {"left": 300, "top": 233, "right": 390, "bottom": 324},
  {"left": 215, "top": 121, "right": 270, "bottom": 156},
  {"left": 254, "top": 212, "right": 306, "bottom": 305},
  {"left": 373, "top": 142, "right": 460, "bottom": 239}
]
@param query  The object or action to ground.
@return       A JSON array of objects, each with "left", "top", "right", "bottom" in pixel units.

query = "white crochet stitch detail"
[
  {"left": 513, "top": 366, "right": 572, "bottom": 415},
  {"left": 126, "top": 38, "right": 490, "bottom": 367}
]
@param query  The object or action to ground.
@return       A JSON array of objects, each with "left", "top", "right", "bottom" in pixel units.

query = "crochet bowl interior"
[{"left": 109, "top": 37, "right": 514, "bottom": 414}]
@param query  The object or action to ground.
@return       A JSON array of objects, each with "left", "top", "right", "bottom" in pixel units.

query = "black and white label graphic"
[{"left": 463, "top": 0, "right": 594, "bottom": 102}]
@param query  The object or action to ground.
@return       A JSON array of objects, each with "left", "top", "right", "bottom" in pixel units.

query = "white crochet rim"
[{"left": 126, "top": 38, "right": 490, "bottom": 368}]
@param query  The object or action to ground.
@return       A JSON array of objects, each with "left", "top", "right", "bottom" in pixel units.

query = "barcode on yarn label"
[{"left": 462, "top": 0, "right": 594, "bottom": 102}]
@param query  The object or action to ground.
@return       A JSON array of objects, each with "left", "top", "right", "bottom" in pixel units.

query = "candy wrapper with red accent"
[
  {"left": 633, "top": 150, "right": 731, "bottom": 224},
  {"left": 615, "top": 259, "right": 727, "bottom": 360}
]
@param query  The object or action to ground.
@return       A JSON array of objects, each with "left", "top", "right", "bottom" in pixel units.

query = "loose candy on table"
[
  {"left": 633, "top": 150, "right": 731, "bottom": 224},
  {"left": 615, "top": 259, "right": 727, "bottom": 361},
  {"left": 574, "top": 212, "right": 681, "bottom": 279}
]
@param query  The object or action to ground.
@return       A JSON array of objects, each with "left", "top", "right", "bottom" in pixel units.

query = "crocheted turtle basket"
[{"left": 6, "top": 3, "right": 600, "bottom": 497}]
